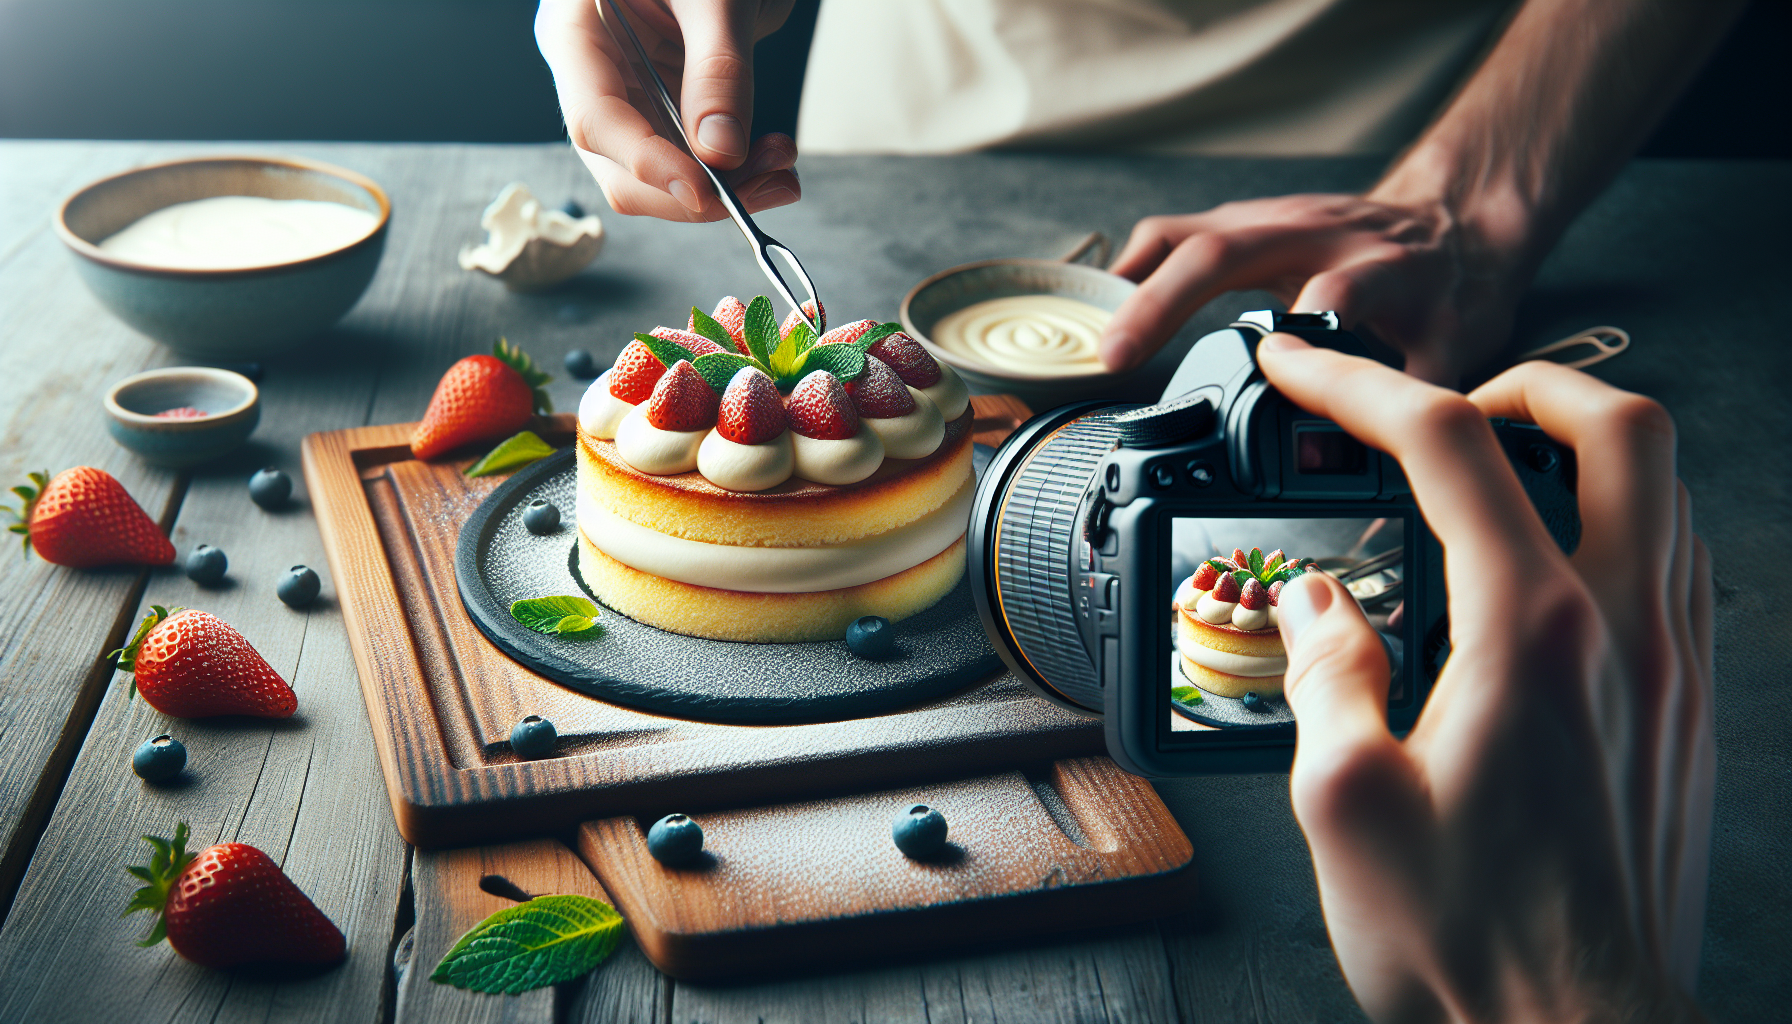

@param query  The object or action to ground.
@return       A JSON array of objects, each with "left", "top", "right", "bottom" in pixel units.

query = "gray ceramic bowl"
[
  {"left": 900, "top": 256, "right": 1143, "bottom": 410},
  {"left": 104, "top": 367, "right": 260, "bottom": 467},
  {"left": 55, "top": 155, "right": 390, "bottom": 358}
]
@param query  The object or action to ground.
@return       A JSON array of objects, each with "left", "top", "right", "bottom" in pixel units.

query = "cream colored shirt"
[{"left": 797, "top": 0, "right": 1515, "bottom": 155}]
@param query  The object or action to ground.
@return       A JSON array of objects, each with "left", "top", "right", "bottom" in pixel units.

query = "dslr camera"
[{"left": 968, "top": 311, "right": 1580, "bottom": 776}]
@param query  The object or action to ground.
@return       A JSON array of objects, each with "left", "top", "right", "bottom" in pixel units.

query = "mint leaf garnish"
[
  {"left": 1247, "top": 547, "right": 1264, "bottom": 575},
  {"left": 510, "top": 596, "right": 603, "bottom": 639},
  {"left": 742, "top": 295, "right": 777, "bottom": 367},
  {"left": 767, "top": 329, "right": 804, "bottom": 383},
  {"left": 635, "top": 332, "right": 697, "bottom": 371},
  {"left": 848, "top": 322, "right": 904, "bottom": 353},
  {"left": 429, "top": 894, "right": 625, "bottom": 994},
  {"left": 687, "top": 307, "right": 736, "bottom": 352},
  {"left": 1170, "top": 686, "right": 1203, "bottom": 706},
  {"left": 465, "top": 431, "right": 556, "bottom": 478},
  {"left": 798, "top": 343, "right": 865, "bottom": 383},
  {"left": 692, "top": 352, "right": 756, "bottom": 393},
  {"left": 784, "top": 319, "right": 816, "bottom": 359}
]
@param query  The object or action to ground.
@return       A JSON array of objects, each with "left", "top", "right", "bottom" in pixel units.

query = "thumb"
[
  {"left": 676, "top": 5, "right": 755, "bottom": 168},
  {"left": 1278, "top": 572, "right": 1404, "bottom": 824}
]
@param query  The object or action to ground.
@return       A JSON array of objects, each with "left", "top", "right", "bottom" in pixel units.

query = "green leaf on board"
[
  {"left": 742, "top": 295, "right": 778, "bottom": 366},
  {"left": 465, "top": 431, "right": 556, "bottom": 478},
  {"left": 429, "top": 894, "right": 625, "bottom": 994},
  {"left": 509, "top": 596, "right": 603, "bottom": 639},
  {"left": 1170, "top": 686, "right": 1204, "bottom": 706},
  {"left": 687, "top": 307, "right": 737, "bottom": 353},
  {"left": 635, "top": 332, "right": 697, "bottom": 371},
  {"left": 692, "top": 352, "right": 758, "bottom": 394},
  {"left": 796, "top": 343, "right": 866, "bottom": 383}
]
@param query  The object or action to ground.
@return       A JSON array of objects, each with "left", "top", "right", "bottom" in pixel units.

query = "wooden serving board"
[{"left": 303, "top": 396, "right": 1197, "bottom": 978}]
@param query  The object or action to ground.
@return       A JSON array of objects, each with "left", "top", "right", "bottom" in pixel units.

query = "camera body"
[{"left": 969, "top": 311, "right": 1580, "bottom": 776}]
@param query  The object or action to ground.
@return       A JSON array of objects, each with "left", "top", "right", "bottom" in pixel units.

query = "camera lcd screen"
[{"left": 1167, "top": 515, "right": 1408, "bottom": 731}]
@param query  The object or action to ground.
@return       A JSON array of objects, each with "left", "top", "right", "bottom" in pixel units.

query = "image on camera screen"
[{"left": 1169, "top": 516, "right": 1406, "bottom": 730}]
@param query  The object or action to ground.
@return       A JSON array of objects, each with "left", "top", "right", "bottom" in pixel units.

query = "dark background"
[{"left": 0, "top": 0, "right": 1784, "bottom": 156}]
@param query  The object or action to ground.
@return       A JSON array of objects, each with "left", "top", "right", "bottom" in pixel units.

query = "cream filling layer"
[
  {"left": 919, "top": 363, "right": 970, "bottom": 420},
  {"left": 614, "top": 406, "right": 706, "bottom": 474},
  {"left": 791, "top": 423, "right": 884, "bottom": 485},
  {"left": 862, "top": 387, "right": 945, "bottom": 459},
  {"left": 578, "top": 371, "right": 635, "bottom": 440},
  {"left": 577, "top": 475, "right": 974, "bottom": 592},
  {"left": 1176, "top": 633, "right": 1288, "bottom": 677},
  {"left": 696, "top": 429, "right": 794, "bottom": 492}
]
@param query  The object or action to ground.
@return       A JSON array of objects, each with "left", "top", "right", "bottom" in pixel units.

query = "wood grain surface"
[{"left": 0, "top": 140, "right": 1785, "bottom": 1023}]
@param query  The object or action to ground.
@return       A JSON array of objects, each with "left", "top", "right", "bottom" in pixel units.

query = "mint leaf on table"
[
  {"left": 1170, "top": 686, "right": 1203, "bottom": 706},
  {"left": 509, "top": 596, "right": 603, "bottom": 639},
  {"left": 429, "top": 894, "right": 625, "bottom": 994},
  {"left": 465, "top": 431, "right": 556, "bottom": 478}
]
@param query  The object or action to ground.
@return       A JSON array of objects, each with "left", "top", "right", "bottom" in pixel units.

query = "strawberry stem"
[
  {"left": 492, "top": 338, "right": 553, "bottom": 415},
  {"left": 111, "top": 605, "right": 183, "bottom": 688},
  {"left": 123, "top": 821, "right": 196, "bottom": 948},
  {"left": 2, "top": 470, "right": 48, "bottom": 558}
]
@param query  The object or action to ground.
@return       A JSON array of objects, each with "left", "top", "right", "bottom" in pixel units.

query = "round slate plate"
[
  {"left": 1170, "top": 651, "right": 1294, "bottom": 730},
  {"left": 456, "top": 446, "right": 1003, "bottom": 725}
]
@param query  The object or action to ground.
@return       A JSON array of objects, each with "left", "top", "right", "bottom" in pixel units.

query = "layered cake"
[
  {"left": 1173, "top": 548, "right": 1316, "bottom": 698},
  {"left": 575, "top": 295, "right": 973, "bottom": 642}
]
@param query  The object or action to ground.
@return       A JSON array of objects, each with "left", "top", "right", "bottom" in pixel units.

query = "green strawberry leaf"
[
  {"left": 742, "top": 295, "right": 777, "bottom": 367},
  {"left": 465, "top": 431, "right": 556, "bottom": 478},
  {"left": 797, "top": 343, "right": 866, "bottom": 383},
  {"left": 111, "top": 604, "right": 182, "bottom": 682},
  {"left": 510, "top": 596, "right": 603, "bottom": 640},
  {"left": 687, "top": 307, "right": 737, "bottom": 353},
  {"left": 494, "top": 339, "right": 553, "bottom": 415},
  {"left": 1170, "top": 686, "right": 1204, "bottom": 706},
  {"left": 1248, "top": 548, "right": 1264, "bottom": 575},
  {"left": 692, "top": 352, "right": 759, "bottom": 393},
  {"left": 848, "top": 322, "right": 905, "bottom": 353},
  {"left": 430, "top": 894, "right": 626, "bottom": 995},
  {"left": 123, "top": 821, "right": 197, "bottom": 948},
  {"left": 635, "top": 332, "right": 697, "bottom": 371}
]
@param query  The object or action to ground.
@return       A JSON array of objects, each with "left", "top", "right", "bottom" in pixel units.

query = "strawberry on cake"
[
  {"left": 575, "top": 295, "right": 973, "bottom": 643},
  {"left": 1173, "top": 548, "right": 1317, "bottom": 699}
]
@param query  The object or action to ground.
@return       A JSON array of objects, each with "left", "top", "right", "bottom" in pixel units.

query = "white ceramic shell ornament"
[{"left": 458, "top": 182, "right": 604, "bottom": 292}]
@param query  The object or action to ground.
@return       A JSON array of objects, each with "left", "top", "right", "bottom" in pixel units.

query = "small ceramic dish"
[
  {"left": 104, "top": 367, "right": 260, "bottom": 467},
  {"left": 899, "top": 233, "right": 1149, "bottom": 409},
  {"left": 56, "top": 155, "right": 390, "bottom": 359}
]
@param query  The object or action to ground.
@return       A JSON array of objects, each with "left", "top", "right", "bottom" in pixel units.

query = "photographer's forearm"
[{"left": 1374, "top": 0, "right": 1745, "bottom": 275}]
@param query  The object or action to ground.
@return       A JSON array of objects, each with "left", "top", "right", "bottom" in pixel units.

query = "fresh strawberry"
[
  {"left": 1263, "top": 548, "right": 1285, "bottom": 569},
  {"left": 1213, "top": 572, "right": 1242, "bottom": 603},
  {"left": 1239, "top": 577, "right": 1268, "bottom": 611},
  {"left": 649, "top": 326, "right": 726, "bottom": 358},
  {"left": 5, "top": 467, "right": 174, "bottom": 568},
  {"left": 780, "top": 299, "right": 826, "bottom": 339},
  {"left": 845, "top": 356, "right": 915, "bottom": 418},
  {"left": 410, "top": 339, "right": 551, "bottom": 460},
  {"left": 645, "top": 360, "right": 719, "bottom": 432},
  {"left": 1230, "top": 548, "right": 1250, "bottom": 571},
  {"left": 784, "top": 370, "right": 857, "bottom": 440},
  {"left": 691, "top": 296, "right": 749, "bottom": 353},
  {"left": 608, "top": 339, "right": 666, "bottom": 404},
  {"left": 1268, "top": 579, "right": 1285, "bottom": 606},
  {"left": 153, "top": 407, "right": 208, "bottom": 419},
  {"left": 866, "top": 331, "right": 942, "bottom": 388},
  {"left": 126, "top": 822, "right": 345, "bottom": 969},
  {"left": 112, "top": 605, "right": 297, "bottom": 718},
  {"left": 717, "top": 367, "right": 787, "bottom": 444},
  {"left": 1190, "top": 562, "right": 1220, "bottom": 592},
  {"left": 817, "top": 319, "right": 877, "bottom": 347}
]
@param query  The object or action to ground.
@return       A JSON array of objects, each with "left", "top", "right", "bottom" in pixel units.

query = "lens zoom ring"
[{"left": 996, "top": 416, "right": 1122, "bottom": 699}]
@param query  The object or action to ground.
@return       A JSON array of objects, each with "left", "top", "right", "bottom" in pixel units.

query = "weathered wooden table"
[{"left": 0, "top": 141, "right": 1785, "bottom": 1023}]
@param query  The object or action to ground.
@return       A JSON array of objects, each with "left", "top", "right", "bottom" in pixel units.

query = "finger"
[
  {"left": 575, "top": 149, "right": 715, "bottom": 221},
  {"left": 1257, "top": 333, "right": 1570, "bottom": 627},
  {"left": 1291, "top": 249, "right": 1455, "bottom": 384},
  {"left": 725, "top": 132, "right": 798, "bottom": 186},
  {"left": 1099, "top": 231, "right": 1253, "bottom": 372},
  {"left": 1467, "top": 361, "right": 1679, "bottom": 633},
  {"left": 672, "top": 0, "right": 755, "bottom": 169},
  {"left": 1108, "top": 215, "right": 1198, "bottom": 282},
  {"left": 738, "top": 169, "right": 801, "bottom": 213}
]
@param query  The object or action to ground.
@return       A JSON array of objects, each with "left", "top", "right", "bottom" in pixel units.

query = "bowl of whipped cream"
[
  {"left": 55, "top": 155, "right": 390, "bottom": 358},
  {"left": 900, "top": 237, "right": 1147, "bottom": 408}
]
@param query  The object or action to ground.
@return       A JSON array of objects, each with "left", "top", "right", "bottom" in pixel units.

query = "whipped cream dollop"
[
  {"left": 930, "top": 296, "right": 1111, "bottom": 378},
  {"left": 614, "top": 406, "right": 706, "bottom": 474},
  {"left": 697, "top": 429, "right": 794, "bottom": 492},
  {"left": 919, "top": 362, "right": 971, "bottom": 420},
  {"left": 578, "top": 476, "right": 973, "bottom": 592},
  {"left": 791, "top": 424, "right": 885, "bottom": 485},
  {"left": 862, "top": 387, "right": 945, "bottom": 459},
  {"left": 579, "top": 371, "right": 635, "bottom": 439},
  {"left": 1178, "top": 573, "right": 1279, "bottom": 631}
]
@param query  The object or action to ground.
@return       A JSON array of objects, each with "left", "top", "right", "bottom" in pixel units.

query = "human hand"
[
  {"left": 1102, "top": 192, "right": 1527, "bottom": 385},
  {"left": 1258, "top": 334, "right": 1714, "bottom": 1022},
  {"left": 535, "top": 0, "right": 801, "bottom": 221}
]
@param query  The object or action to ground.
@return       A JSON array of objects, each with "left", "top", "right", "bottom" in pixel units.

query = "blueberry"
[
  {"left": 647, "top": 813, "right": 704, "bottom": 867},
  {"left": 184, "top": 544, "right": 228, "bottom": 585},
  {"left": 133, "top": 734, "right": 187, "bottom": 783},
  {"left": 277, "top": 565, "right": 321, "bottom": 608},
  {"left": 563, "top": 348, "right": 599, "bottom": 380},
  {"left": 1241, "top": 691, "right": 1265, "bottom": 712},
  {"left": 560, "top": 199, "right": 586, "bottom": 220},
  {"left": 892, "top": 804, "right": 948, "bottom": 859},
  {"left": 845, "top": 616, "right": 895, "bottom": 659},
  {"left": 511, "top": 715, "right": 557, "bottom": 760},
  {"left": 248, "top": 467, "right": 292, "bottom": 509},
  {"left": 522, "top": 498, "right": 561, "bottom": 535}
]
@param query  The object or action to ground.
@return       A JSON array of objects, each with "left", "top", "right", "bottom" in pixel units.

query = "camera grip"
[{"left": 1490, "top": 420, "right": 1581, "bottom": 556}]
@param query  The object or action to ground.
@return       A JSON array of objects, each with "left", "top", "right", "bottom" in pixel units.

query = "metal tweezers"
[{"left": 597, "top": 0, "right": 822, "bottom": 334}]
